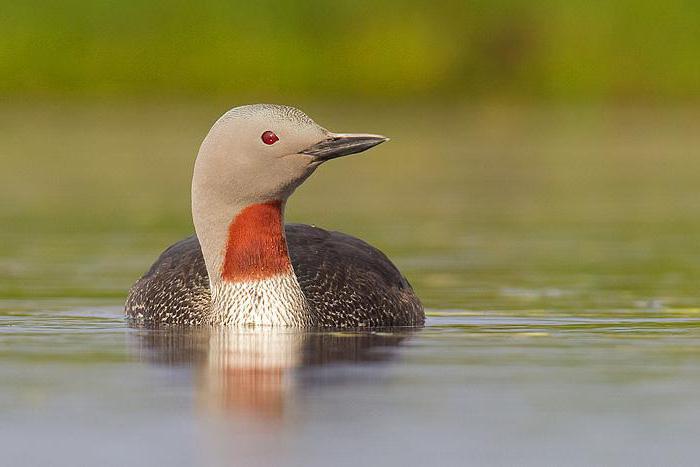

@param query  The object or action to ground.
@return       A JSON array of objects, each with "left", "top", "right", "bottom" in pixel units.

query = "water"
[{"left": 2, "top": 103, "right": 700, "bottom": 466}]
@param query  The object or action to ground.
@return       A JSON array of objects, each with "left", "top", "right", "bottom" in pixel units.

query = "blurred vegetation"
[{"left": 1, "top": 0, "right": 699, "bottom": 101}]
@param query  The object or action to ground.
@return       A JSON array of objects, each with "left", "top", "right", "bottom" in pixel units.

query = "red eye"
[{"left": 261, "top": 130, "right": 279, "bottom": 145}]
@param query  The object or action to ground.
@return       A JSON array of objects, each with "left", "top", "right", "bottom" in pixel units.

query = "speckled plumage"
[{"left": 125, "top": 224, "right": 424, "bottom": 327}]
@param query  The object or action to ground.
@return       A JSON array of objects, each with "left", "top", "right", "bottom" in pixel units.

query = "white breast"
[{"left": 210, "top": 273, "right": 314, "bottom": 326}]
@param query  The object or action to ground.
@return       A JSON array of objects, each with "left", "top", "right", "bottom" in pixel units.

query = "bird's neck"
[
  {"left": 220, "top": 201, "right": 292, "bottom": 281},
  {"left": 193, "top": 199, "right": 312, "bottom": 326}
]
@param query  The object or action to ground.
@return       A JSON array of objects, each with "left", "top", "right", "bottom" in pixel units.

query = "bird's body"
[
  {"left": 125, "top": 104, "right": 424, "bottom": 327},
  {"left": 126, "top": 224, "right": 423, "bottom": 327}
]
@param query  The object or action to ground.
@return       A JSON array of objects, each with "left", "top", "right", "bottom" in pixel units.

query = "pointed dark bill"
[{"left": 301, "top": 133, "right": 389, "bottom": 162}]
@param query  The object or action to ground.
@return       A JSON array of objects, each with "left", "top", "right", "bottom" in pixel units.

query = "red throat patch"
[{"left": 221, "top": 201, "right": 292, "bottom": 282}]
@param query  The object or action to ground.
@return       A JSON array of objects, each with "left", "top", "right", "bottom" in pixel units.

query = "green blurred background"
[{"left": 2, "top": 0, "right": 699, "bottom": 101}]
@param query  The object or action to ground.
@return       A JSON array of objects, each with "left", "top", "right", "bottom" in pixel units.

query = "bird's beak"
[{"left": 301, "top": 133, "right": 389, "bottom": 162}]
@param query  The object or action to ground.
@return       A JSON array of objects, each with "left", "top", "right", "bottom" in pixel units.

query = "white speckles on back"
[{"left": 211, "top": 272, "right": 315, "bottom": 326}]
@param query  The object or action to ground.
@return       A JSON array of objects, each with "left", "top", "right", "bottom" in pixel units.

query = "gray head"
[{"left": 192, "top": 104, "right": 388, "bottom": 207}]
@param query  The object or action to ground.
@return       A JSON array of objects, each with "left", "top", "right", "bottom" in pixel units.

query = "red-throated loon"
[{"left": 125, "top": 104, "right": 424, "bottom": 327}]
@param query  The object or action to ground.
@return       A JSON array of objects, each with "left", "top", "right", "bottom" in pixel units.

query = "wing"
[
  {"left": 286, "top": 224, "right": 424, "bottom": 327},
  {"left": 125, "top": 235, "right": 211, "bottom": 325}
]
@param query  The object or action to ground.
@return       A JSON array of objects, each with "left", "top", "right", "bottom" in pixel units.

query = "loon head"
[
  {"left": 192, "top": 104, "right": 388, "bottom": 207},
  {"left": 191, "top": 104, "right": 388, "bottom": 325}
]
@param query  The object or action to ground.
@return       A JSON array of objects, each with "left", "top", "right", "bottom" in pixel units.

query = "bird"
[{"left": 125, "top": 104, "right": 424, "bottom": 327}]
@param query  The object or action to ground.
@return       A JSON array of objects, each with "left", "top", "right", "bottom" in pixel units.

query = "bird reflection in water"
[{"left": 132, "top": 326, "right": 414, "bottom": 421}]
